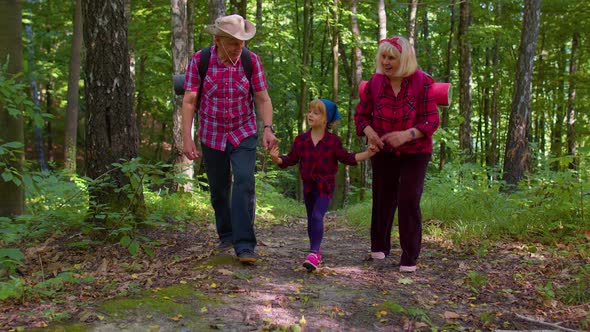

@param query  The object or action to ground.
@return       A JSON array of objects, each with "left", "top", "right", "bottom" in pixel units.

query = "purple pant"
[
  {"left": 370, "top": 152, "right": 431, "bottom": 266},
  {"left": 304, "top": 189, "right": 331, "bottom": 254}
]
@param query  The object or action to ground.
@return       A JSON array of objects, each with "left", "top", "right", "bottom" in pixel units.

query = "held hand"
[
  {"left": 364, "top": 126, "right": 384, "bottom": 151},
  {"left": 367, "top": 144, "right": 378, "bottom": 157},
  {"left": 183, "top": 139, "right": 200, "bottom": 160},
  {"left": 381, "top": 130, "right": 412, "bottom": 148},
  {"left": 263, "top": 130, "right": 278, "bottom": 150},
  {"left": 269, "top": 146, "right": 281, "bottom": 164}
]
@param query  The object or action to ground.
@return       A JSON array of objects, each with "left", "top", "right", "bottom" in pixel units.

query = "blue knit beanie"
[{"left": 320, "top": 98, "right": 342, "bottom": 123}]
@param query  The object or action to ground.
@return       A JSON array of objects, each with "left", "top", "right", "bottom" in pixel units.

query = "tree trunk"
[
  {"left": 566, "top": 32, "right": 578, "bottom": 170},
  {"left": 64, "top": 0, "right": 83, "bottom": 173},
  {"left": 489, "top": 1, "right": 501, "bottom": 171},
  {"left": 408, "top": 0, "right": 418, "bottom": 47},
  {"left": 0, "top": 0, "right": 24, "bottom": 217},
  {"left": 458, "top": 0, "right": 474, "bottom": 162},
  {"left": 439, "top": 0, "right": 456, "bottom": 171},
  {"left": 171, "top": 0, "right": 193, "bottom": 193},
  {"left": 378, "top": 0, "right": 386, "bottom": 40},
  {"left": 502, "top": 0, "right": 541, "bottom": 191},
  {"left": 82, "top": 0, "right": 144, "bottom": 222},
  {"left": 208, "top": 0, "right": 225, "bottom": 28}
]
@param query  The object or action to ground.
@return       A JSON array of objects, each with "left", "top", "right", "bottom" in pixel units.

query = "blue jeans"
[{"left": 201, "top": 134, "right": 257, "bottom": 254}]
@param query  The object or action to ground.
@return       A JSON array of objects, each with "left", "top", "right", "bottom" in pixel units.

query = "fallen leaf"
[
  {"left": 444, "top": 311, "right": 461, "bottom": 320},
  {"left": 398, "top": 278, "right": 414, "bottom": 285}
]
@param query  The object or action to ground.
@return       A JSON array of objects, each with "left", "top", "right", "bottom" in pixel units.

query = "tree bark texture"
[
  {"left": 566, "top": 32, "right": 578, "bottom": 170},
  {"left": 502, "top": 0, "right": 541, "bottom": 190},
  {"left": 82, "top": 0, "right": 142, "bottom": 214},
  {"left": 378, "top": 0, "right": 386, "bottom": 40},
  {"left": 0, "top": 0, "right": 25, "bottom": 217},
  {"left": 458, "top": 0, "right": 474, "bottom": 162},
  {"left": 408, "top": 0, "right": 418, "bottom": 48},
  {"left": 439, "top": 0, "right": 455, "bottom": 170},
  {"left": 171, "top": 0, "right": 193, "bottom": 192},
  {"left": 64, "top": 0, "right": 83, "bottom": 173}
]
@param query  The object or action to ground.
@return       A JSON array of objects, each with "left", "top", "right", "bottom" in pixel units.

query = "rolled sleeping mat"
[
  {"left": 173, "top": 73, "right": 186, "bottom": 96},
  {"left": 358, "top": 80, "right": 452, "bottom": 107}
]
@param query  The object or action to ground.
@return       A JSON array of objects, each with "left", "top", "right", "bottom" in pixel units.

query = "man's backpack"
[{"left": 173, "top": 46, "right": 254, "bottom": 104}]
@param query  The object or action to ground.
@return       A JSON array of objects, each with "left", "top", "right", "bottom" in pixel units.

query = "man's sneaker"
[
  {"left": 399, "top": 265, "right": 417, "bottom": 273},
  {"left": 237, "top": 249, "right": 258, "bottom": 263},
  {"left": 303, "top": 252, "right": 322, "bottom": 271}
]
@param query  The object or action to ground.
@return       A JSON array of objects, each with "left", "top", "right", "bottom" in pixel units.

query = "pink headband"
[{"left": 380, "top": 37, "right": 402, "bottom": 53}]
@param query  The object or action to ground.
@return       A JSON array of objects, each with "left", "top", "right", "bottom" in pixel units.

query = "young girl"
[{"left": 270, "top": 99, "right": 376, "bottom": 271}]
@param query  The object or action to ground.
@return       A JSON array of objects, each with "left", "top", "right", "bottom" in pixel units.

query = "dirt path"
[{"left": 5, "top": 214, "right": 589, "bottom": 331}]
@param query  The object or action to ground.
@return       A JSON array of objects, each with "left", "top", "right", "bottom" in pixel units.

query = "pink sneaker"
[{"left": 303, "top": 252, "right": 322, "bottom": 271}]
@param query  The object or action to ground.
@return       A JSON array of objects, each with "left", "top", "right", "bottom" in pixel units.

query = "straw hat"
[{"left": 204, "top": 14, "right": 256, "bottom": 41}]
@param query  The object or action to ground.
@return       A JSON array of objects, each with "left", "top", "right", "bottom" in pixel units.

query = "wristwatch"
[{"left": 263, "top": 124, "right": 275, "bottom": 133}]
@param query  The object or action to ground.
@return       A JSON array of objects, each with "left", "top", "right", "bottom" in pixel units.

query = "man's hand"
[
  {"left": 183, "top": 139, "right": 200, "bottom": 160},
  {"left": 263, "top": 128, "right": 278, "bottom": 150}
]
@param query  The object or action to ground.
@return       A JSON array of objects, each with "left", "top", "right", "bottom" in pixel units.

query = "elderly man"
[{"left": 182, "top": 15, "right": 277, "bottom": 264}]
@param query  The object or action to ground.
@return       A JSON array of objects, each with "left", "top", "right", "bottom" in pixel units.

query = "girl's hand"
[
  {"left": 269, "top": 146, "right": 281, "bottom": 164},
  {"left": 367, "top": 144, "right": 378, "bottom": 156}
]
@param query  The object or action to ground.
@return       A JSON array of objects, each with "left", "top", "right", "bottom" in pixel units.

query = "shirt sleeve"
[
  {"left": 184, "top": 51, "right": 201, "bottom": 92},
  {"left": 279, "top": 135, "right": 302, "bottom": 168},
  {"left": 414, "top": 74, "right": 440, "bottom": 139},
  {"left": 354, "top": 75, "right": 376, "bottom": 137},
  {"left": 332, "top": 135, "right": 358, "bottom": 166}
]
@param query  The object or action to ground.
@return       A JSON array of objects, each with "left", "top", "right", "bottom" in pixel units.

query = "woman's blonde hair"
[{"left": 375, "top": 36, "right": 418, "bottom": 78}]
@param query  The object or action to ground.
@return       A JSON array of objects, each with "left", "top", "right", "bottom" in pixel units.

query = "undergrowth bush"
[{"left": 345, "top": 161, "right": 589, "bottom": 249}]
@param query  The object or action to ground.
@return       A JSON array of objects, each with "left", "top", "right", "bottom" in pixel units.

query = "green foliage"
[
  {"left": 465, "top": 271, "right": 488, "bottom": 293},
  {"left": 0, "top": 248, "right": 25, "bottom": 277},
  {"left": 345, "top": 160, "right": 589, "bottom": 248},
  {"left": 558, "top": 264, "right": 590, "bottom": 305}
]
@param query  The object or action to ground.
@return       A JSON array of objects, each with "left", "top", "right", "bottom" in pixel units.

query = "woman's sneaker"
[{"left": 303, "top": 252, "right": 322, "bottom": 271}]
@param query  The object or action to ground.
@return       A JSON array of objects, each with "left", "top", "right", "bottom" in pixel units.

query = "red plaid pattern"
[
  {"left": 184, "top": 45, "right": 269, "bottom": 151},
  {"left": 278, "top": 131, "right": 358, "bottom": 198},
  {"left": 355, "top": 73, "right": 439, "bottom": 154}
]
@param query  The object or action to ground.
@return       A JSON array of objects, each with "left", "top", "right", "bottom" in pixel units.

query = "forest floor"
[{"left": 2, "top": 214, "right": 589, "bottom": 331}]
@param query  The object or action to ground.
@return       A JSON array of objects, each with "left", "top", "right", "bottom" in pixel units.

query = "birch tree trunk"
[
  {"left": 502, "top": 0, "right": 541, "bottom": 191},
  {"left": 566, "top": 32, "right": 578, "bottom": 170},
  {"left": 64, "top": 0, "right": 83, "bottom": 173},
  {"left": 171, "top": 0, "right": 193, "bottom": 192},
  {"left": 408, "top": 0, "right": 418, "bottom": 47},
  {"left": 0, "top": 0, "right": 24, "bottom": 217},
  {"left": 378, "top": 0, "right": 386, "bottom": 40}
]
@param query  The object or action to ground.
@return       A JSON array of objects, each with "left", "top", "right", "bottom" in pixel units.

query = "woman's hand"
[
  {"left": 364, "top": 126, "right": 384, "bottom": 151},
  {"left": 381, "top": 130, "right": 413, "bottom": 148}
]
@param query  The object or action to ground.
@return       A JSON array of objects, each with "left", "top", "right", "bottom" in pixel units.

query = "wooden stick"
[{"left": 515, "top": 313, "right": 580, "bottom": 332}]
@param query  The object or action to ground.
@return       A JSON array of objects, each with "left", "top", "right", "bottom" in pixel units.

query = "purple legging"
[{"left": 304, "top": 189, "right": 331, "bottom": 254}]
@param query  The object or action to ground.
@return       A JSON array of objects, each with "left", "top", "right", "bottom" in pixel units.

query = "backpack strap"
[
  {"left": 196, "top": 47, "right": 212, "bottom": 109},
  {"left": 411, "top": 69, "right": 426, "bottom": 112},
  {"left": 240, "top": 47, "right": 254, "bottom": 96}
]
